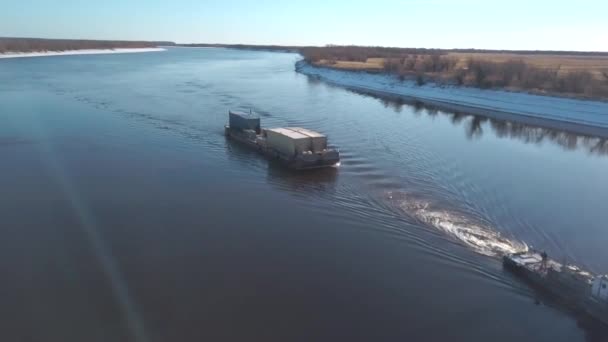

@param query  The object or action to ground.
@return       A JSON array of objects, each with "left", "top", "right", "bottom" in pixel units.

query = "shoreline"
[
  {"left": 0, "top": 48, "right": 166, "bottom": 59},
  {"left": 295, "top": 60, "right": 608, "bottom": 138}
]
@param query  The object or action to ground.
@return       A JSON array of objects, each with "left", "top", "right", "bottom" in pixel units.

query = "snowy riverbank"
[
  {"left": 296, "top": 61, "right": 608, "bottom": 137},
  {"left": 0, "top": 48, "right": 166, "bottom": 59}
]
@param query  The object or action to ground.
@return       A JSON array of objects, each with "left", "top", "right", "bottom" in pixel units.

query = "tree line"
[
  {"left": 0, "top": 37, "right": 174, "bottom": 53},
  {"left": 301, "top": 45, "right": 608, "bottom": 60}
]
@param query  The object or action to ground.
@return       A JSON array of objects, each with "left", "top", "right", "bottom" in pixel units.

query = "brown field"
[
  {"left": 316, "top": 53, "right": 608, "bottom": 81},
  {"left": 316, "top": 57, "right": 385, "bottom": 71},
  {"left": 448, "top": 53, "right": 608, "bottom": 80}
]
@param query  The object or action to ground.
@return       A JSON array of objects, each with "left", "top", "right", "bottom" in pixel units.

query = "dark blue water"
[{"left": 1, "top": 47, "right": 608, "bottom": 341}]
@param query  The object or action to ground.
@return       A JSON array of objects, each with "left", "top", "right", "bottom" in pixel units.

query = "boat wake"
[{"left": 386, "top": 191, "right": 528, "bottom": 257}]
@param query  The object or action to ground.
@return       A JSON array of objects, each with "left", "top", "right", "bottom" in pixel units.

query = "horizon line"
[{"left": 2, "top": 36, "right": 608, "bottom": 54}]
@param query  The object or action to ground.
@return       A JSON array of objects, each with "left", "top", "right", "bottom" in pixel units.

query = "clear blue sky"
[{"left": 2, "top": 0, "right": 606, "bottom": 51}]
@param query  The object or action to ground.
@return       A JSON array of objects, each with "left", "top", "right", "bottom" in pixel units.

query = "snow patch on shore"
[
  {"left": 0, "top": 48, "right": 166, "bottom": 59},
  {"left": 296, "top": 61, "right": 608, "bottom": 134}
]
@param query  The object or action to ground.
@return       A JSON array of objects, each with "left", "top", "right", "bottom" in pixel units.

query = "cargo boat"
[
  {"left": 224, "top": 110, "right": 340, "bottom": 170},
  {"left": 503, "top": 250, "right": 608, "bottom": 325}
]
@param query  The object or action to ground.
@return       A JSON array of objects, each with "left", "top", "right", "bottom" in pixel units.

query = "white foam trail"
[{"left": 387, "top": 191, "right": 528, "bottom": 257}]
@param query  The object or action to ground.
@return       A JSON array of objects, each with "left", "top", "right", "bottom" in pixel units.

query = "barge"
[
  {"left": 225, "top": 110, "right": 340, "bottom": 170},
  {"left": 503, "top": 250, "right": 608, "bottom": 326}
]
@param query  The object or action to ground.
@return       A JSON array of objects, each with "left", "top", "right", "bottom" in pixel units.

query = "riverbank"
[
  {"left": 0, "top": 48, "right": 166, "bottom": 59},
  {"left": 300, "top": 46, "right": 608, "bottom": 100},
  {"left": 296, "top": 60, "right": 608, "bottom": 137}
]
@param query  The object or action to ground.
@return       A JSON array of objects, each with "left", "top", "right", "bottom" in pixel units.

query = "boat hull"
[
  {"left": 225, "top": 126, "right": 340, "bottom": 170},
  {"left": 503, "top": 253, "right": 608, "bottom": 327}
]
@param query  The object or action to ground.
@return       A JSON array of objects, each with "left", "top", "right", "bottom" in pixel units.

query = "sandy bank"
[
  {"left": 296, "top": 61, "right": 608, "bottom": 137},
  {"left": 0, "top": 48, "right": 166, "bottom": 59}
]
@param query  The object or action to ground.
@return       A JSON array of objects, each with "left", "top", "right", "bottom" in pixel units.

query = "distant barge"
[
  {"left": 503, "top": 251, "right": 608, "bottom": 325},
  {"left": 225, "top": 110, "right": 340, "bottom": 170}
]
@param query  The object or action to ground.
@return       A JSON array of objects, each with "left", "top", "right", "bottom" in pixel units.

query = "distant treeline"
[
  {"left": 0, "top": 37, "right": 175, "bottom": 53},
  {"left": 178, "top": 43, "right": 301, "bottom": 53},
  {"left": 301, "top": 46, "right": 608, "bottom": 99},
  {"left": 302, "top": 46, "right": 446, "bottom": 61},
  {"left": 301, "top": 45, "right": 608, "bottom": 59},
  {"left": 184, "top": 44, "right": 608, "bottom": 57}
]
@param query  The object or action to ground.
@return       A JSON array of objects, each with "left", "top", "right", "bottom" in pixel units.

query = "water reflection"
[
  {"left": 306, "top": 77, "right": 608, "bottom": 156},
  {"left": 577, "top": 316, "right": 608, "bottom": 342},
  {"left": 518, "top": 280, "right": 608, "bottom": 342},
  {"left": 223, "top": 135, "right": 339, "bottom": 195},
  {"left": 222, "top": 134, "right": 268, "bottom": 169},
  {"left": 376, "top": 95, "right": 608, "bottom": 155},
  {"left": 266, "top": 162, "right": 339, "bottom": 196}
]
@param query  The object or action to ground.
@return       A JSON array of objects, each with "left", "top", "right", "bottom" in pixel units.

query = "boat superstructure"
[{"left": 225, "top": 110, "right": 340, "bottom": 170}]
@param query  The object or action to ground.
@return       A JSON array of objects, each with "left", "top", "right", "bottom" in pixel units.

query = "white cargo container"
[
  {"left": 265, "top": 128, "right": 312, "bottom": 156},
  {"left": 286, "top": 127, "right": 327, "bottom": 152}
]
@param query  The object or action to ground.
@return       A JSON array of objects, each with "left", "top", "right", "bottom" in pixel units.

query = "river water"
[{"left": 1, "top": 47, "right": 607, "bottom": 341}]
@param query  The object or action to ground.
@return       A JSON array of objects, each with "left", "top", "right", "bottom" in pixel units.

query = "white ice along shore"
[
  {"left": 296, "top": 60, "right": 608, "bottom": 137},
  {"left": 0, "top": 48, "right": 166, "bottom": 59}
]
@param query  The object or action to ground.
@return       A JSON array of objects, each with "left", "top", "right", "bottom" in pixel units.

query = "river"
[{"left": 1, "top": 47, "right": 607, "bottom": 341}]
